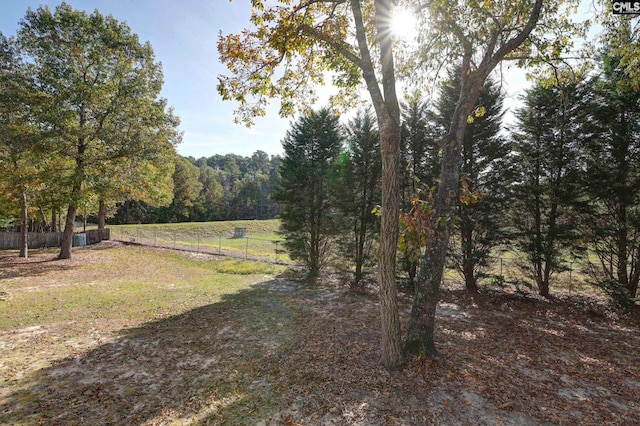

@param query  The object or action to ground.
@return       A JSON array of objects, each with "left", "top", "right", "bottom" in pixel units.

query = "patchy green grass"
[
  {"left": 110, "top": 219, "right": 281, "bottom": 239},
  {"left": 0, "top": 245, "right": 284, "bottom": 329},
  {"left": 442, "top": 248, "right": 603, "bottom": 296},
  {"left": 1, "top": 242, "right": 638, "bottom": 425},
  {"left": 109, "top": 219, "right": 289, "bottom": 261},
  {"left": 0, "top": 243, "right": 295, "bottom": 425}
]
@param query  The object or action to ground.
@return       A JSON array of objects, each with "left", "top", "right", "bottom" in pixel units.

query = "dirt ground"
[
  {"left": 262, "top": 278, "right": 640, "bottom": 425},
  {"left": 1, "top": 245, "right": 639, "bottom": 425}
]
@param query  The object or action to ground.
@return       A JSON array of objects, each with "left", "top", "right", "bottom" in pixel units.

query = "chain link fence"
[
  {"left": 111, "top": 227, "right": 289, "bottom": 264},
  {"left": 111, "top": 227, "right": 591, "bottom": 293},
  {"left": 447, "top": 255, "right": 590, "bottom": 294}
]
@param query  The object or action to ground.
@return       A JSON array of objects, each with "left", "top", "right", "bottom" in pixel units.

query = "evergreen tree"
[
  {"left": 400, "top": 93, "right": 440, "bottom": 211},
  {"left": 398, "top": 94, "right": 440, "bottom": 286},
  {"left": 583, "top": 51, "right": 640, "bottom": 306},
  {"left": 266, "top": 155, "right": 283, "bottom": 219},
  {"left": 272, "top": 108, "right": 343, "bottom": 278},
  {"left": 509, "top": 82, "right": 588, "bottom": 297},
  {"left": 335, "top": 108, "right": 381, "bottom": 286}
]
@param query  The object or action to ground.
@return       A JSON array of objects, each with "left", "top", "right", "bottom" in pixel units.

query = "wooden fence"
[{"left": 0, "top": 229, "right": 110, "bottom": 250}]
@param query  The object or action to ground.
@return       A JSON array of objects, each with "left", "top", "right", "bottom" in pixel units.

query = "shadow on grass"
[
  {"left": 5, "top": 270, "right": 638, "bottom": 425},
  {"left": 0, "top": 242, "right": 138, "bottom": 281},
  {"left": 0, "top": 252, "right": 75, "bottom": 280},
  {"left": 0, "top": 277, "right": 301, "bottom": 425}
]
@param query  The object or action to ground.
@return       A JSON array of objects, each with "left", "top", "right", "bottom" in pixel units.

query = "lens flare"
[{"left": 391, "top": 7, "right": 418, "bottom": 41}]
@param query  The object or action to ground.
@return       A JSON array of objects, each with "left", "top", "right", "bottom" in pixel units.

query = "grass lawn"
[
  {"left": 110, "top": 219, "right": 289, "bottom": 262},
  {"left": 0, "top": 242, "right": 291, "bottom": 424}
]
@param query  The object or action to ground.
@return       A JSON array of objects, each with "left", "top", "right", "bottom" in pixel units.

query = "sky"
[
  {"left": 0, "top": 1, "right": 599, "bottom": 160},
  {"left": 0, "top": 0, "right": 292, "bottom": 159}
]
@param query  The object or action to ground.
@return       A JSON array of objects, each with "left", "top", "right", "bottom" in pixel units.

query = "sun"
[{"left": 391, "top": 7, "right": 418, "bottom": 41}]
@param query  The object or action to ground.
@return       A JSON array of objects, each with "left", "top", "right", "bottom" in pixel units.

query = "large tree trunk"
[
  {"left": 19, "top": 190, "right": 28, "bottom": 259},
  {"left": 378, "top": 117, "right": 404, "bottom": 368},
  {"left": 58, "top": 204, "right": 77, "bottom": 259},
  {"left": 59, "top": 119, "right": 86, "bottom": 260},
  {"left": 350, "top": 0, "right": 404, "bottom": 369},
  {"left": 98, "top": 199, "right": 107, "bottom": 231},
  {"left": 59, "top": 141, "right": 84, "bottom": 260},
  {"left": 405, "top": 132, "right": 463, "bottom": 357},
  {"left": 406, "top": 70, "right": 483, "bottom": 357}
]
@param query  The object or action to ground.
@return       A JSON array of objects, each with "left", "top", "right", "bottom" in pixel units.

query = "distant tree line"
[
  {"left": 109, "top": 151, "right": 282, "bottom": 224},
  {"left": 277, "top": 49, "right": 640, "bottom": 307}
]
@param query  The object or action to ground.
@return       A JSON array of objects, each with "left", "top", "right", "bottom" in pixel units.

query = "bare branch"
[
  {"left": 299, "top": 23, "right": 363, "bottom": 68},
  {"left": 488, "top": 0, "right": 544, "bottom": 71}
]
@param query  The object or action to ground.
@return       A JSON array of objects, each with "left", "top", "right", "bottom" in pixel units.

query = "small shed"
[{"left": 233, "top": 227, "right": 247, "bottom": 238}]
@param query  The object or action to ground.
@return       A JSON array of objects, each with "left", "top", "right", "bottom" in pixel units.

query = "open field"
[
  {"left": 110, "top": 219, "right": 288, "bottom": 262},
  {"left": 1, "top": 242, "right": 639, "bottom": 425},
  {"left": 0, "top": 243, "right": 289, "bottom": 424},
  {"left": 107, "top": 220, "right": 601, "bottom": 297}
]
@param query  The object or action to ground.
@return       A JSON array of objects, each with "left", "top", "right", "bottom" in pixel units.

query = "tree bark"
[
  {"left": 405, "top": 131, "right": 464, "bottom": 357},
  {"left": 51, "top": 208, "right": 57, "bottom": 233},
  {"left": 378, "top": 117, "right": 404, "bottom": 368},
  {"left": 354, "top": 203, "right": 369, "bottom": 285},
  {"left": 404, "top": 0, "right": 544, "bottom": 349},
  {"left": 98, "top": 199, "right": 107, "bottom": 231},
  {"left": 58, "top": 204, "right": 77, "bottom": 259},
  {"left": 59, "top": 136, "right": 85, "bottom": 259},
  {"left": 461, "top": 221, "right": 478, "bottom": 292},
  {"left": 540, "top": 199, "right": 557, "bottom": 298},
  {"left": 617, "top": 201, "right": 629, "bottom": 289},
  {"left": 375, "top": 0, "right": 404, "bottom": 369},
  {"left": 350, "top": 0, "right": 404, "bottom": 369},
  {"left": 19, "top": 190, "right": 28, "bottom": 259},
  {"left": 406, "top": 67, "right": 485, "bottom": 357}
]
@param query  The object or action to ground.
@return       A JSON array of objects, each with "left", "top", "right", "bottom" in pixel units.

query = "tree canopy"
[
  {"left": 15, "top": 3, "right": 181, "bottom": 259},
  {"left": 273, "top": 108, "right": 343, "bottom": 278}
]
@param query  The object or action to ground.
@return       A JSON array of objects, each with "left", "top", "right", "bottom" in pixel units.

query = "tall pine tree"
[
  {"left": 272, "top": 108, "right": 343, "bottom": 278},
  {"left": 583, "top": 49, "right": 640, "bottom": 306},
  {"left": 509, "top": 82, "right": 588, "bottom": 297},
  {"left": 335, "top": 108, "right": 381, "bottom": 286},
  {"left": 398, "top": 94, "right": 440, "bottom": 286}
]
